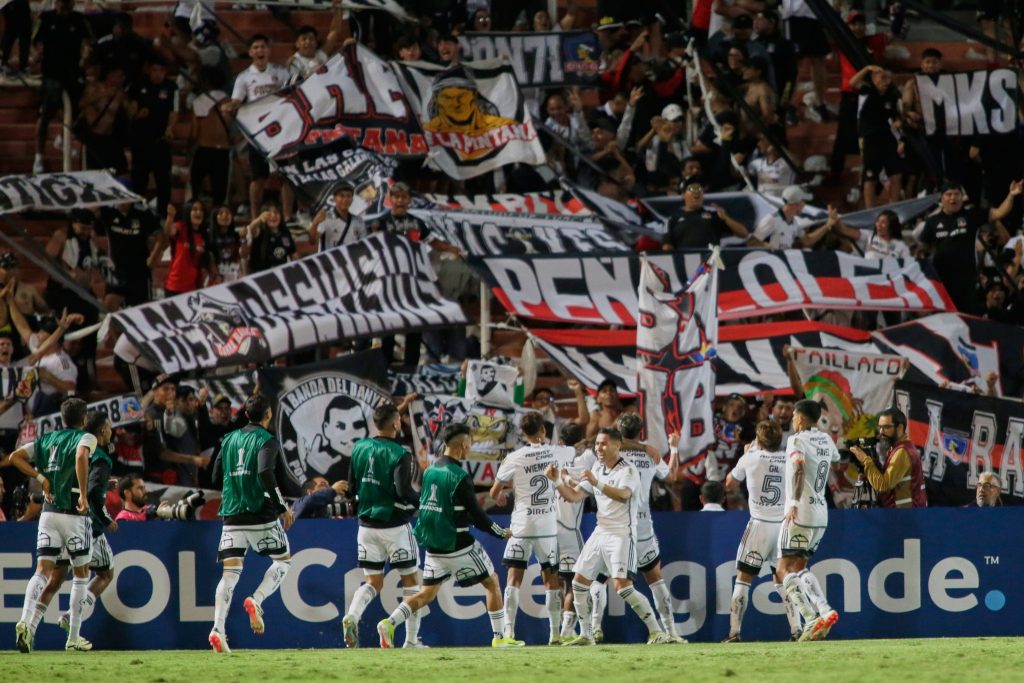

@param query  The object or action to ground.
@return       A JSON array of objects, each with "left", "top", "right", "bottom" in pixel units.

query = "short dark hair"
[
  {"left": 373, "top": 403, "right": 399, "bottom": 430},
  {"left": 296, "top": 25, "right": 317, "bottom": 38},
  {"left": 302, "top": 478, "right": 321, "bottom": 493},
  {"left": 519, "top": 411, "right": 547, "bottom": 438},
  {"left": 85, "top": 410, "right": 110, "bottom": 437},
  {"left": 794, "top": 398, "right": 822, "bottom": 425},
  {"left": 442, "top": 422, "right": 471, "bottom": 445},
  {"left": 773, "top": 395, "right": 795, "bottom": 405},
  {"left": 615, "top": 412, "right": 644, "bottom": 440},
  {"left": 597, "top": 379, "right": 618, "bottom": 394},
  {"left": 559, "top": 422, "right": 585, "bottom": 447},
  {"left": 597, "top": 427, "right": 622, "bottom": 443},
  {"left": 244, "top": 394, "right": 271, "bottom": 423},
  {"left": 333, "top": 182, "right": 355, "bottom": 195},
  {"left": 701, "top": 480, "right": 725, "bottom": 504},
  {"left": 118, "top": 474, "right": 142, "bottom": 500},
  {"left": 922, "top": 47, "right": 943, "bottom": 60},
  {"left": 61, "top": 398, "right": 89, "bottom": 429},
  {"left": 877, "top": 407, "right": 908, "bottom": 431},
  {"left": 756, "top": 420, "right": 783, "bottom": 451},
  {"left": 249, "top": 33, "right": 270, "bottom": 47}
]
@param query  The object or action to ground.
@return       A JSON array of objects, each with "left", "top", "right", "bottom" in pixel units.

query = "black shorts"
[
  {"left": 786, "top": 17, "right": 831, "bottom": 57},
  {"left": 248, "top": 144, "right": 271, "bottom": 181},
  {"left": 861, "top": 136, "right": 904, "bottom": 182},
  {"left": 107, "top": 274, "right": 151, "bottom": 306},
  {"left": 39, "top": 77, "right": 67, "bottom": 116}
]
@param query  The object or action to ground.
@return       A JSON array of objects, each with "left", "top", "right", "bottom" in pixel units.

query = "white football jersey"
[
  {"left": 579, "top": 457, "right": 641, "bottom": 536},
  {"left": 620, "top": 447, "right": 669, "bottom": 539},
  {"left": 730, "top": 446, "right": 787, "bottom": 522},
  {"left": 784, "top": 428, "right": 841, "bottom": 527},
  {"left": 496, "top": 444, "right": 560, "bottom": 537},
  {"left": 557, "top": 448, "right": 596, "bottom": 532}
]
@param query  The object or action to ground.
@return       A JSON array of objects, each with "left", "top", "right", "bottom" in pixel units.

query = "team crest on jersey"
[{"left": 275, "top": 370, "right": 392, "bottom": 487}]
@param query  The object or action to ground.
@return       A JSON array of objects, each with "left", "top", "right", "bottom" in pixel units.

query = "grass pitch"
[{"left": 1, "top": 637, "right": 1020, "bottom": 682}]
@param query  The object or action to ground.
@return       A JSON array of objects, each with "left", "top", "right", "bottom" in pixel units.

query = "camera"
[
  {"left": 155, "top": 490, "right": 207, "bottom": 521},
  {"left": 855, "top": 436, "right": 879, "bottom": 450}
]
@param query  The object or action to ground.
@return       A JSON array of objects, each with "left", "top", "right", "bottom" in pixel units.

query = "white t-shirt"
[
  {"left": 578, "top": 457, "right": 640, "bottom": 536},
  {"left": 784, "top": 428, "right": 840, "bottom": 528},
  {"left": 619, "top": 447, "right": 669, "bottom": 538},
  {"left": 35, "top": 351, "right": 78, "bottom": 396},
  {"left": 288, "top": 49, "right": 328, "bottom": 84},
  {"left": 557, "top": 447, "right": 596, "bottom": 532},
  {"left": 753, "top": 213, "right": 813, "bottom": 249},
  {"left": 23, "top": 432, "right": 97, "bottom": 461},
  {"left": 231, "top": 63, "right": 289, "bottom": 104},
  {"left": 495, "top": 443, "right": 561, "bottom": 537},
  {"left": 730, "top": 446, "right": 787, "bottom": 522},
  {"left": 747, "top": 157, "right": 796, "bottom": 197},
  {"left": 318, "top": 209, "right": 367, "bottom": 251},
  {"left": 190, "top": 89, "right": 227, "bottom": 118},
  {"left": 862, "top": 232, "right": 913, "bottom": 260}
]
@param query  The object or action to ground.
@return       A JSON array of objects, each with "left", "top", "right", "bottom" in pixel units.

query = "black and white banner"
[
  {"left": 236, "top": 44, "right": 427, "bottom": 160},
  {"left": 916, "top": 69, "right": 1018, "bottom": 137},
  {"left": 0, "top": 171, "right": 142, "bottom": 215},
  {"left": 340, "top": 0, "right": 414, "bottom": 21},
  {"left": 458, "top": 31, "right": 602, "bottom": 87},
  {"left": 0, "top": 366, "right": 34, "bottom": 403},
  {"left": 642, "top": 190, "right": 826, "bottom": 228},
  {"left": 389, "top": 363, "right": 461, "bottom": 397},
  {"left": 278, "top": 142, "right": 397, "bottom": 216},
  {"left": 394, "top": 60, "right": 545, "bottom": 179},
  {"left": 896, "top": 381, "right": 1024, "bottom": 506},
  {"left": 259, "top": 351, "right": 393, "bottom": 495},
  {"left": 410, "top": 207, "right": 628, "bottom": 257},
  {"left": 465, "top": 360, "right": 518, "bottom": 408},
  {"left": 112, "top": 234, "right": 467, "bottom": 373},
  {"left": 473, "top": 249, "right": 953, "bottom": 325},
  {"left": 423, "top": 191, "right": 589, "bottom": 215},
  {"left": 17, "top": 393, "right": 144, "bottom": 447}
]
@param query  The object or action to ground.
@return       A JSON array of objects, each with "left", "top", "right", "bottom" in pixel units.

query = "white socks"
[
  {"left": 20, "top": 572, "right": 48, "bottom": 626},
  {"left": 729, "top": 579, "right": 751, "bottom": 637},
  {"left": 798, "top": 570, "right": 831, "bottom": 615},
  {"left": 31, "top": 601, "right": 47, "bottom": 632},
  {"left": 545, "top": 589, "right": 561, "bottom": 640},
  {"left": 571, "top": 582, "right": 593, "bottom": 639},
  {"left": 213, "top": 567, "right": 241, "bottom": 633},
  {"left": 776, "top": 583, "right": 802, "bottom": 635},
  {"left": 488, "top": 609, "right": 506, "bottom": 640},
  {"left": 67, "top": 578, "right": 88, "bottom": 643},
  {"left": 387, "top": 602, "right": 413, "bottom": 628},
  {"left": 252, "top": 560, "right": 290, "bottom": 606},
  {"left": 617, "top": 585, "right": 661, "bottom": 634},
  {"left": 560, "top": 610, "right": 578, "bottom": 639},
  {"left": 402, "top": 586, "right": 421, "bottom": 645},
  {"left": 503, "top": 585, "right": 520, "bottom": 637},
  {"left": 589, "top": 581, "right": 607, "bottom": 633},
  {"left": 783, "top": 572, "right": 818, "bottom": 622},
  {"left": 347, "top": 583, "right": 378, "bottom": 620},
  {"left": 649, "top": 579, "right": 677, "bottom": 637}
]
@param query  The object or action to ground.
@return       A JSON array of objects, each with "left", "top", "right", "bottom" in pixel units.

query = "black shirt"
[
  {"left": 250, "top": 226, "right": 295, "bottom": 272},
  {"left": 127, "top": 78, "right": 178, "bottom": 143},
  {"left": 94, "top": 32, "right": 154, "bottom": 88},
  {"left": 100, "top": 206, "right": 157, "bottom": 279},
  {"left": 666, "top": 207, "right": 730, "bottom": 249},
  {"left": 858, "top": 84, "right": 901, "bottom": 141},
  {"left": 208, "top": 225, "right": 242, "bottom": 278},
  {"left": 919, "top": 205, "right": 986, "bottom": 312},
  {"left": 33, "top": 10, "right": 91, "bottom": 81},
  {"left": 368, "top": 211, "right": 432, "bottom": 243}
]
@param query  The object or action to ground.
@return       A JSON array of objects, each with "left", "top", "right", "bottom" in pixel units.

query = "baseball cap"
[
  {"left": 726, "top": 392, "right": 746, "bottom": 403},
  {"left": 662, "top": 103, "right": 684, "bottom": 121},
  {"left": 176, "top": 385, "right": 197, "bottom": 400},
  {"left": 596, "top": 16, "right": 623, "bottom": 31},
  {"left": 846, "top": 10, "right": 866, "bottom": 23},
  {"left": 782, "top": 185, "right": 813, "bottom": 205},
  {"left": 153, "top": 374, "right": 177, "bottom": 390},
  {"left": 213, "top": 394, "right": 232, "bottom": 407},
  {"left": 333, "top": 181, "right": 355, "bottom": 194},
  {"left": 591, "top": 115, "right": 617, "bottom": 133}
]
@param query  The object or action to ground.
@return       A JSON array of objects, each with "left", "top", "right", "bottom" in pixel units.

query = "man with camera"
[
  {"left": 849, "top": 408, "right": 927, "bottom": 509},
  {"left": 114, "top": 475, "right": 206, "bottom": 522}
]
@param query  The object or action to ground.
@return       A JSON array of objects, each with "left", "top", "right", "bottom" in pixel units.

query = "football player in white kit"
[
  {"left": 489, "top": 412, "right": 563, "bottom": 644},
  {"left": 778, "top": 399, "right": 841, "bottom": 642},
  {"left": 723, "top": 420, "right": 802, "bottom": 642},
  {"left": 553, "top": 428, "right": 674, "bottom": 646},
  {"left": 552, "top": 423, "right": 594, "bottom": 642}
]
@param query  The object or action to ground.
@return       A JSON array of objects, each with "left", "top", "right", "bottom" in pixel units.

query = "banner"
[
  {"left": 112, "top": 234, "right": 467, "bottom": 374},
  {"left": 341, "top": 0, "right": 414, "bottom": 21},
  {"left": 389, "top": 363, "right": 460, "bottom": 398},
  {"left": 916, "top": 69, "right": 1018, "bottom": 137},
  {"left": 410, "top": 394, "right": 524, "bottom": 484},
  {"left": 0, "top": 171, "right": 142, "bottom": 215},
  {"left": 394, "top": 60, "right": 545, "bottom": 179},
  {"left": 531, "top": 321, "right": 880, "bottom": 399},
  {"left": 473, "top": 249, "right": 953, "bottom": 326},
  {"left": 423, "top": 191, "right": 588, "bottom": 215},
  {"left": 0, "top": 366, "right": 34, "bottom": 403},
  {"left": 236, "top": 45, "right": 427, "bottom": 160},
  {"left": 410, "top": 207, "right": 628, "bottom": 257},
  {"left": 562, "top": 179, "right": 645, "bottom": 226},
  {"left": 895, "top": 381, "right": 1024, "bottom": 505},
  {"left": 457, "top": 31, "right": 602, "bottom": 87},
  {"left": 278, "top": 142, "right": 396, "bottom": 216},
  {"left": 464, "top": 360, "right": 518, "bottom": 408},
  {"left": 791, "top": 347, "right": 908, "bottom": 443},
  {"left": 259, "top": 352, "right": 392, "bottom": 495},
  {"left": 642, "top": 190, "right": 827, "bottom": 229},
  {"left": 16, "top": 393, "right": 144, "bottom": 447},
  {"left": 637, "top": 254, "right": 719, "bottom": 457},
  {"left": 3, "top": 509, "right": 1020, "bottom": 649}
]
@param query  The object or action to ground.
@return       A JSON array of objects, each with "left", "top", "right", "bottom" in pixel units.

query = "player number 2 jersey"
[
  {"left": 496, "top": 444, "right": 561, "bottom": 537},
  {"left": 730, "top": 446, "right": 787, "bottom": 522},
  {"left": 785, "top": 428, "right": 840, "bottom": 528},
  {"left": 579, "top": 458, "right": 640, "bottom": 536}
]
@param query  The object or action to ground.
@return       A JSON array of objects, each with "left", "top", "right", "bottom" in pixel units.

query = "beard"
[{"left": 879, "top": 435, "right": 897, "bottom": 451}]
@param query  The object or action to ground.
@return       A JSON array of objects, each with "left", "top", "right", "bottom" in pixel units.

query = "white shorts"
[
  {"left": 557, "top": 526, "right": 584, "bottom": 576},
  {"left": 736, "top": 518, "right": 782, "bottom": 574},
  {"left": 422, "top": 541, "right": 495, "bottom": 588},
  {"left": 636, "top": 533, "right": 661, "bottom": 572},
  {"left": 218, "top": 520, "right": 290, "bottom": 561},
  {"left": 357, "top": 524, "right": 420, "bottom": 574},
  {"left": 502, "top": 535, "right": 558, "bottom": 571},
  {"left": 574, "top": 529, "right": 636, "bottom": 581},
  {"left": 37, "top": 511, "right": 91, "bottom": 567},
  {"left": 777, "top": 520, "right": 826, "bottom": 559},
  {"left": 58, "top": 534, "right": 115, "bottom": 571}
]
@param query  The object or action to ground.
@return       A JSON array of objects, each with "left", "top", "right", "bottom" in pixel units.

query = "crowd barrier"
[{"left": 1, "top": 508, "right": 1018, "bottom": 649}]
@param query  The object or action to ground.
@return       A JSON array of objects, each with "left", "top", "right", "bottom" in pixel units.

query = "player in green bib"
[
  {"left": 208, "top": 394, "right": 294, "bottom": 654},
  {"left": 376, "top": 422, "right": 524, "bottom": 649},
  {"left": 9, "top": 398, "right": 95, "bottom": 653}
]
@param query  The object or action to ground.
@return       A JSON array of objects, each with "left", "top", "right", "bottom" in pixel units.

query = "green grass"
[{"left": 1, "top": 638, "right": 1021, "bottom": 682}]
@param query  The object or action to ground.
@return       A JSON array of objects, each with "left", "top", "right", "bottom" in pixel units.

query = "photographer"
[
  {"left": 292, "top": 476, "right": 349, "bottom": 519},
  {"left": 114, "top": 474, "right": 205, "bottom": 521},
  {"left": 849, "top": 408, "right": 927, "bottom": 509}
]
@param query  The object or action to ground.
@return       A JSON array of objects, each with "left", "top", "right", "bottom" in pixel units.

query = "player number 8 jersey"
[{"left": 785, "top": 428, "right": 841, "bottom": 528}]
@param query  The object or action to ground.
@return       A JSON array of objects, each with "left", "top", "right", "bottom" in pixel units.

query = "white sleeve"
[
  {"left": 495, "top": 454, "right": 516, "bottom": 483},
  {"left": 752, "top": 215, "right": 775, "bottom": 241},
  {"left": 730, "top": 453, "right": 749, "bottom": 481},
  {"left": 654, "top": 460, "right": 670, "bottom": 481},
  {"left": 230, "top": 74, "right": 247, "bottom": 102},
  {"left": 20, "top": 441, "right": 35, "bottom": 461},
  {"left": 77, "top": 433, "right": 98, "bottom": 456}
]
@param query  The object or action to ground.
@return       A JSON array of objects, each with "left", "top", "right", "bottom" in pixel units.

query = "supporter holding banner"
[
  {"left": 0, "top": 171, "right": 142, "bottom": 214},
  {"left": 423, "top": 191, "right": 588, "bottom": 215},
  {"left": 457, "top": 31, "right": 602, "bottom": 88},
  {"left": 394, "top": 60, "right": 545, "bottom": 179},
  {"left": 112, "top": 234, "right": 467, "bottom": 373},
  {"left": 915, "top": 68, "right": 1018, "bottom": 137},
  {"left": 464, "top": 359, "right": 518, "bottom": 408},
  {"left": 236, "top": 44, "right": 427, "bottom": 160},
  {"left": 894, "top": 381, "right": 1024, "bottom": 506},
  {"left": 16, "top": 393, "right": 144, "bottom": 447},
  {"left": 277, "top": 142, "right": 397, "bottom": 217}
]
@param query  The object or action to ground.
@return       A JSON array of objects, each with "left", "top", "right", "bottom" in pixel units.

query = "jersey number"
[
  {"left": 529, "top": 474, "right": 551, "bottom": 506},
  {"left": 813, "top": 461, "right": 829, "bottom": 494},
  {"left": 760, "top": 474, "right": 782, "bottom": 505}
]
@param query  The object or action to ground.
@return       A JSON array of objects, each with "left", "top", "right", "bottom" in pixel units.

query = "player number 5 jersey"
[
  {"left": 495, "top": 444, "right": 561, "bottom": 537},
  {"left": 785, "top": 428, "right": 840, "bottom": 528},
  {"left": 730, "top": 446, "right": 787, "bottom": 522}
]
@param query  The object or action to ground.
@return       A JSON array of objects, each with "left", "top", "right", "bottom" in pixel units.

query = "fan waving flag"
[{"left": 636, "top": 249, "right": 722, "bottom": 459}]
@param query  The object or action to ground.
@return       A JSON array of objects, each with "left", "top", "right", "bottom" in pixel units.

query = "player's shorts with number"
[
  {"left": 357, "top": 524, "right": 419, "bottom": 574},
  {"left": 557, "top": 525, "right": 584, "bottom": 575},
  {"left": 777, "top": 520, "right": 826, "bottom": 559},
  {"left": 575, "top": 529, "right": 636, "bottom": 581},
  {"left": 37, "top": 511, "right": 91, "bottom": 566},
  {"left": 502, "top": 535, "right": 558, "bottom": 570},
  {"left": 218, "top": 520, "right": 290, "bottom": 561},
  {"left": 58, "top": 533, "right": 115, "bottom": 571},
  {"left": 636, "top": 532, "right": 661, "bottom": 572},
  {"left": 422, "top": 540, "right": 495, "bottom": 587},
  {"left": 736, "top": 518, "right": 781, "bottom": 574}
]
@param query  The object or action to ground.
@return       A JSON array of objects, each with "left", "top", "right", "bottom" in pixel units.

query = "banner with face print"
[
  {"left": 277, "top": 142, "right": 397, "bottom": 216},
  {"left": 464, "top": 360, "right": 518, "bottom": 408},
  {"left": 259, "top": 352, "right": 393, "bottom": 495}
]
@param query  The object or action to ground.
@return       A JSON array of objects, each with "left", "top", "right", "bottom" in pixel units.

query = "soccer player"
[
  {"left": 208, "top": 395, "right": 294, "bottom": 653},
  {"left": 377, "top": 423, "right": 524, "bottom": 649},
  {"left": 723, "top": 420, "right": 802, "bottom": 642},
  {"left": 342, "top": 404, "right": 420, "bottom": 649},
  {"left": 554, "top": 428, "right": 674, "bottom": 646},
  {"left": 489, "top": 411, "right": 562, "bottom": 644},
  {"left": 10, "top": 398, "right": 95, "bottom": 653},
  {"left": 553, "top": 422, "right": 594, "bottom": 642},
  {"left": 778, "top": 399, "right": 841, "bottom": 642}
]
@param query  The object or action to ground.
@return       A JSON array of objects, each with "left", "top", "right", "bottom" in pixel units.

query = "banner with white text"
[
  {"left": 458, "top": 31, "right": 602, "bottom": 87},
  {"left": 0, "top": 171, "right": 142, "bottom": 215},
  {"left": 916, "top": 69, "right": 1018, "bottom": 138}
]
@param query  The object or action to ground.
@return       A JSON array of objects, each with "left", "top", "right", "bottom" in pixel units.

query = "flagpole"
[{"left": 480, "top": 280, "right": 492, "bottom": 357}]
